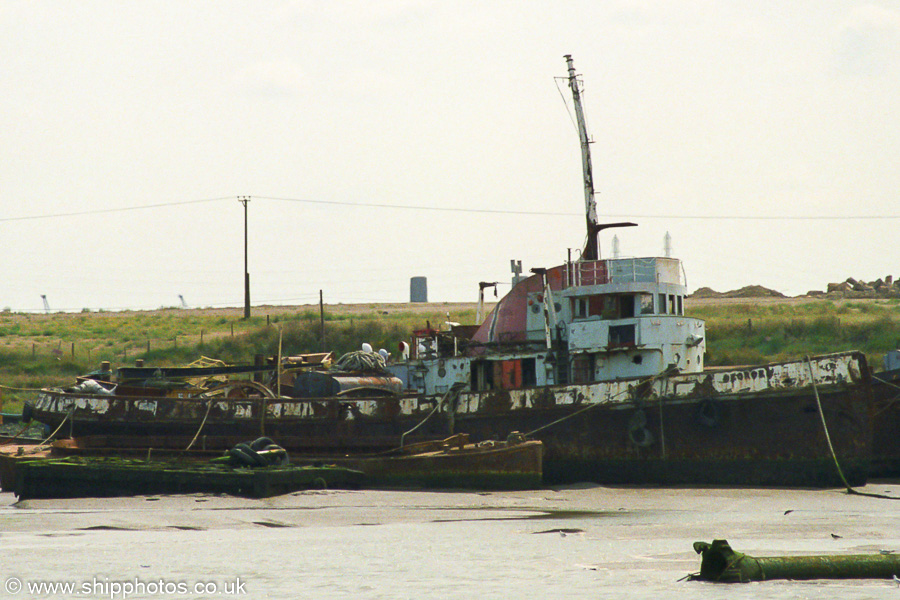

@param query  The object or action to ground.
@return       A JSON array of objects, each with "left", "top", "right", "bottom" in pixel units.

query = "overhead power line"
[
  {"left": 0, "top": 197, "right": 232, "bottom": 223},
  {"left": 258, "top": 196, "right": 900, "bottom": 220},
  {"left": 2, "top": 194, "right": 899, "bottom": 222}
]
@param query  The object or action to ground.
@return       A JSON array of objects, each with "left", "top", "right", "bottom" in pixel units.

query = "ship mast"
[
  {"left": 564, "top": 55, "right": 635, "bottom": 261},
  {"left": 565, "top": 54, "right": 599, "bottom": 260}
]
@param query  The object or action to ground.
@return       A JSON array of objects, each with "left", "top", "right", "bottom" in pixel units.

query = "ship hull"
[
  {"left": 26, "top": 353, "right": 872, "bottom": 487},
  {"left": 452, "top": 387, "right": 870, "bottom": 487},
  {"left": 870, "top": 367, "right": 900, "bottom": 478}
]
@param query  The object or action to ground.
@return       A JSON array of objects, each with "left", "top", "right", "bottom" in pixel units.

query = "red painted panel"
[{"left": 500, "top": 360, "right": 522, "bottom": 389}]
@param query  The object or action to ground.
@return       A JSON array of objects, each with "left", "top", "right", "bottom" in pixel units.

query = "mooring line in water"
[{"left": 806, "top": 356, "right": 899, "bottom": 501}]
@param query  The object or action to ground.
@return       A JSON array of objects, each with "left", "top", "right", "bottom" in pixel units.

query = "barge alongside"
[{"left": 23, "top": 56, "right": 874, "bottom": 487}]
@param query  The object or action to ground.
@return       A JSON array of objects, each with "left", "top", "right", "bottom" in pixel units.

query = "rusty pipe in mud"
[{"left": 689, "top": 539, "right": 900, "bottom": 583}]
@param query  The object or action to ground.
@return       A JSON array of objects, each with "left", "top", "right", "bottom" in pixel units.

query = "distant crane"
[
  {"left": 41, "top": 295, "right": 50, "bottom": 313},
  {"left": 178, "top": 295, "right": 188, "bottom": 309}
]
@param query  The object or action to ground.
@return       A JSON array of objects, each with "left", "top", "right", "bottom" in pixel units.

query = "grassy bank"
[
  {"left": 2, "top": 298, "right": 899, "bottom": 412},
  {"left": 0, "top": 303, "right": 478, "bottom": 411},
  {"left": 691, "top": 299, "right": 900, "bottom": 367}
]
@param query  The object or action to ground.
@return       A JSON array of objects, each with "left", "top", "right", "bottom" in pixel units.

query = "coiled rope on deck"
[{"left": 332, "top": 351, "right": 388, "bottom": 374}]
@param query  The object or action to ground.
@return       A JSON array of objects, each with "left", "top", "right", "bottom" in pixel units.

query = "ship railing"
[
  {"left": 566, "top": 260, "right": 609, "bottom": 288},
  {"left": 568, "top": 257, "right": 689, "bottom": 287}
]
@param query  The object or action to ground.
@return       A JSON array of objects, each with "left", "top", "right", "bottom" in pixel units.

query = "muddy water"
[{"left": 2, "top": 484, "right": 900, "bottom": 599}]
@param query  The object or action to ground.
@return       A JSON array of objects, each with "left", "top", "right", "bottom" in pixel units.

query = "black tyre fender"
[
  {"left": 627, "top": 409, "right": 654, "bottom": 447},
  {"left": 262, "top": 444, "right": 289, "bottom": 466},
  {"left": 228, "top": 443, "right": 267, "bottom": 467},
  {"left": 628, "top": 426, "right": 655, "bottom": 447},
  {"left": 248, "top": 437, "right": 277, "bottom": 452}
]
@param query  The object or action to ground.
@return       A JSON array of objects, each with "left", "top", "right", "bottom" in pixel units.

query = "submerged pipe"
[{"left": 690, "top": 539, "right": 900, "bottom": 583}]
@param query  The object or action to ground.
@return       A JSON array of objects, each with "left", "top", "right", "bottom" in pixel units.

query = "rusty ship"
[{"left": 24, "top": 56, "right": 873, "bottom": 487}]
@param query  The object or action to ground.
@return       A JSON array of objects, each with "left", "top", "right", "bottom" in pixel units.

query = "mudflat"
[{"left": 2, "top": 483, "right": 899, "bottom": 599}]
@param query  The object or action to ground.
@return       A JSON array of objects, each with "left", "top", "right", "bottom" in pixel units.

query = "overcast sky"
[{"left": 2, "top": 1, "right": 899, "bottom": 313}]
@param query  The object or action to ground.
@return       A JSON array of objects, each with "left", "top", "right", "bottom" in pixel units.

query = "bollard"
[{"left": 690, "top": 539, "right": 900, "bottom": 582}]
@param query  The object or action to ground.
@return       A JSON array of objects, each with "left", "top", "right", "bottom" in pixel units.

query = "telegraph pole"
[{"left": 239, "top": 196, "right": 251, "bottom": 319}]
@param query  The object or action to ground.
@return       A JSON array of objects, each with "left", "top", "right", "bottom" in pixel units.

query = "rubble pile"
[
  {"left": 690, "top": 285, "right": 786, "bottom": 299},
  {"left": 809, "top": 276, "right": 900, "bottom": 299},
  {"left": 691, "top": 278, "right": 900, "bottom": 300}
]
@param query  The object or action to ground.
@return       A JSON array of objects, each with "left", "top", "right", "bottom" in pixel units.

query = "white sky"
[{"left": 2, "top": 1, "right": 899, "bottom": 312}]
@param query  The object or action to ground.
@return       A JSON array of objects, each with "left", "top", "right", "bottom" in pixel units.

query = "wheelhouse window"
[
  {"left": 572, "top": 294, "right": 643, "bottom": 320},
  {"left": 609, "top": 324, "right": 636, "bottom": 347},
  {"left": 655, "top": 294, "right": 684, "bottom": 315}
]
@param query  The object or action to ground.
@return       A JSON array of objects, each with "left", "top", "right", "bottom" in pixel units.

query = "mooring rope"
[
  {"left": 185, "top": 399, "right": 214, "bottom": 451},
  {"left": 806, "top": 356, "right": 899, "bottom": 501},
  {"left": 399, "top": 402, "right": 440, "bottom": 449},
  {"left": 876, "top": 376, "right": 900, "bottom": 392},
  {"left": 0, "top": 420, "right": 36, "bottom": 446},
  {"left": 0, "top": 384, "right": 46, "bottom": 392},
  {"left": 523, "top": 368, "right": 678, "bottom": 438},
  {"left": 806, "top": 356, "right": 853, "bottom": 491},
  {"left": 399, "top": 383, "right": 466, "bottom": 448},
  {"left": 12, "top": 410, "right": 73, "bottom": 456}
]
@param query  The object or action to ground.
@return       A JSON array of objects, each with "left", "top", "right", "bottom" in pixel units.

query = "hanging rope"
[
  {"left": 13, "top": 410, "right": 73, "bottom": 456},
  {"left": 806, "top": 356, "right": 899, "bottom": 501},
  {"left": 400, "top": 383, "right": 466, "bottom": 448},
  {"left": 184, "top": 399, "right": 214, "bottom": 451},
  {"left": 807, "top": 356, "right": 853, "bottom": 491}
]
